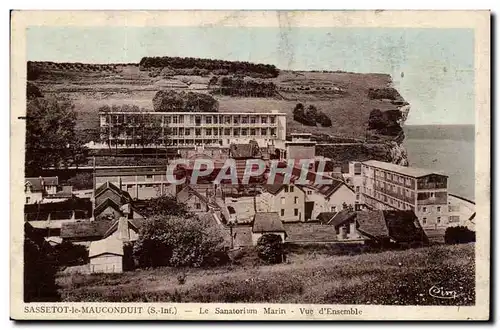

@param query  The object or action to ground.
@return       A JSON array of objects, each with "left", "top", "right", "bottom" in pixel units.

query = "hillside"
[
  {"left": 57, "top": 243, "right": 474, "bottom": 305},
  {"left": 27, "top": 60, "right": 410, "bottom": 164}
]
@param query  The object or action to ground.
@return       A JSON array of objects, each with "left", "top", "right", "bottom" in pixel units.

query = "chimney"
[{"left": 117, "top": 216, "right": 130, "bottom": 242}]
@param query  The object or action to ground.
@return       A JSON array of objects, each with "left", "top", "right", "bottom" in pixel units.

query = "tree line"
[
  {"left": 139, "top": 56, "right": 279, "bottom": 78},
  {"left": 209, "top": 76, "right": 277, "bottom": 97},
  {"left": 26, "top": 96, "right": 88, "bottom": 176},
  {"left": 293, "top": 103, "right": 332, "bottom": 127},
  {"left": 152, "top": 90, "right": 219, "bottom": 112}
]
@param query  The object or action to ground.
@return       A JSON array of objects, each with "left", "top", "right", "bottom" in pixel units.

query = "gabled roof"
[
  {"left": 327, "top": 210, "right": 357, "bottom": 227},
  {"left": 60, "top": 220, "right": 114, "bottom": 239},
  {"left": 26, "top": 177, "right": 59, "bottom": 191},
  {"left": 356, "top": 210, "right": 390, "bottom": 239},
  {"left": 95, "top": 181, "right": 132, "bottom": 202},
  {"left": 103, "top": 218, "right": 140, "bottom": 239},
  {"left": 362, "top": 160, "right": 447, "bottom": 178},
  {"left": 94, "top": 198, "right": 122, "bottom": 217},
  {"left": 298, "top": 179, "right": 349, "bottom": 198},
  {"left": 383, "top": 210, "right": 428, "bottom": 243},
  {"left": 317, "top": 212, "right": 336, "bottom": 224},
  {"left": 89, "top": 236, "right": 124, "bottom": 258},
  {"left": 355, "top": 210, "right": 428, "bottom": 243},
  {"left": 252, "top": 212, "right": 285, "bottom": 233}
]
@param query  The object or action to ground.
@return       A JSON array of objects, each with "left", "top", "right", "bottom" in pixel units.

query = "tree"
[
  {"left": 445, "top": 226, "right": 476, "bottom": 244},
  {"left": 134, "top": 195, "right": 192, "bottom": 218},
  {"left": 25, "top": 97, "right": 88, "bottom": 175},
  {"left": 53, "top": 241, "right": 89, "bottom": 267},
  {"left": 133, "top": 215, "right": 228, "bottom": 268},
  {"left": 256, "top": 234, "right": 285, "bottom": 264},
  {"left": 27, "top": 82, "right": 43, "bottom": 100},
  {"left": 67, "top": 172, "right": 93, "bottom": 190},
  {"left": 24, "top": 224, "right": 59, "bottom": 302}
]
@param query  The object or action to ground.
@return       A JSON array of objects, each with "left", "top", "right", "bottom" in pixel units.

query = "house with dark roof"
[
  {"left": 25, "top": 176, "right": 59, "bottom": 204},
  {"left": 356, "top": 210, "right": 428, "bottom": 246},
  {"left": 94, "top": 181, "right": 144, "bottom": 220},
  {"left": 298, "top": 179, "right": 357, "bottom": 220},
  {"left": 316, "top": 210, "right": 363, "bottom": 241},
  {"left": 257, "top": 184, "right": 305, "bottom": 222},
  {"left": 251, "top": 212, "right": 287, "bottom": 245}
]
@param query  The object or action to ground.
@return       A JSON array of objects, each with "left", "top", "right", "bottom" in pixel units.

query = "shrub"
[
  {"left": 27, "top": 82, "right": 43, "bottom": 100},
  {"left": 24, "top": 224, "right": 59, "bottom": 302},
  {"left": 368, "top": 108, "right": 404, "bottom": 137},
  {"left": 368, "top": 87, "right": 401, "bottom": 100},
  {"left": 445, "top": 226, "right": 476, "bottom": 244},
  {"left": 256, "top": 234, "right": 285, "bottom": 264},
  {"left": 53, "top": 241, "right": 89, "bottom": 267},
  {"left": 133, "top": 215, "right": 228, "bottom": 268},
  {"left": 66, "top": 172, "right": 93, "bottom": 190}
]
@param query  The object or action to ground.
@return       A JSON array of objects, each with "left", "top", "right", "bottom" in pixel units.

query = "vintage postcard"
[{"left": 10, "top": 10, "right": 490, "bottom": 320}]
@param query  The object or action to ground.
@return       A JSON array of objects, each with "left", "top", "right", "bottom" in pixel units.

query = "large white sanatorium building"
[{"left": 98, "top": 110, "right": 287, "bottom": 149}]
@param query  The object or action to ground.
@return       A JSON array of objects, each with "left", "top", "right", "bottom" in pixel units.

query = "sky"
[{"left": 26, "top": 27, "right": 475, "bottom": 125}]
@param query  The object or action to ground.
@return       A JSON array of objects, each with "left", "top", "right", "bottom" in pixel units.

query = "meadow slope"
[
  {"left": 31, "top": 65, "right": 405, "bottom": 139},
  {"left": 58, "top": 243, "right": 474, "bottom": 305}
]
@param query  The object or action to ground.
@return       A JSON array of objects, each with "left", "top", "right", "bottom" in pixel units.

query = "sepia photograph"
[{"left": 10, "top": 10, "right": 490, "bottom": 320}]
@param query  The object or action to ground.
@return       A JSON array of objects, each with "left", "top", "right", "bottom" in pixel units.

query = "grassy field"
[
  {"left": 57, "top": 243, "right": 475, "bottom": 305},
  {"left": 33, "top": 66, "right": 404, "bottom": 139}
]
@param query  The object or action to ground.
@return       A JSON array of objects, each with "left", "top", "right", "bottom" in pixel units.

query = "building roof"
[
  {"left": 383, "top": 210, "right": 428, "bottom": 243},
  {"left": 89, "top": 236, "right": 124, "bottom": 258},
  {"left": 448, "top": 193, "right": 475, "bottom": 205},
  {"left": 355, "top": 210, "right": 428, "bottom": 243},
  {"left": 99, "top": 111, "right": 286, "bottom": 116},
  {"left": 317, "top": 212, "right": 336, "bottom": 224},
  {"left": 356, "top": 210, "right": 390, "bottom": 239},
  {"left": 25, "top": 177, "right": 59, "bottom": 192},
  {"left": 252, "top": 212, "right": 285, "bottom": 233},
  {"left": 60, "top": 220, "right": 114, "bottom": 240},
  {"left": 95, "top": 181, "right": 133, "bottom": 202},
  {"left": 327, "top": 210, "right": 357, "bottom": 227},
  {"left": 362, "top": 160, "right": 447, "bottom": 178},
  {"left": 284, "top": 223, "right": 338, "bottom": 243}
]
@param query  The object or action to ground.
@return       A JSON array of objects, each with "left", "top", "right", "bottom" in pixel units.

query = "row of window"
[
  {"left": 280, "top": 208, "right": 299, "bottom": 217},
  {"left": 422, "top": 216, "right": 443, "bottom": 225},
  {"left": 373, "top": 191, "right": 414, "bottom": 211},
  {"left": 109, "top": 127, "right": 277, "bottom": 138},
  {"left": 104, "top": 114, "right": 278, "bottom": 125},
  {"left": 365, "top": 166, "right": 414, "bottom": 187},
  {"left": 281, "top": 196, "right": 300, "bottom": 204},
  {"left": 418, "top": 205, "right": 443, "bottom": 213}
]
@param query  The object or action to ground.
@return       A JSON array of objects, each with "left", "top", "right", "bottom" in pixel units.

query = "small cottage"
[
  {"left": 251, "top": 212, "right": 287, "bottom": 245},
  {"left": 88, "top": 236, "right": 124, "bottom": 273}
]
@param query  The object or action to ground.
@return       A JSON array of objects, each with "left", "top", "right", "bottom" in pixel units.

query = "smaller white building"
[
  {"left": 251, "top": 212, "right": 287, "bottom": 246},
  {"left": 89, "top": 236, "right": 124, "bottom": 273},
  {"left": 447, "top": 194, "right": 476, "bottom": 230}
]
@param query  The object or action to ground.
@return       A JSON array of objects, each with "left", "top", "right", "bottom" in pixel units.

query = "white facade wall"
[
  {"left": 447, "top": 194, "right": 475, "bottom": 230},
  {"left": 99, "top": 111, "right": 287, "bottom": 149},
  {"left": 304, "top": 185, "right": 356, "bottom": 220},
  {"left": 90, "top": 254, "right": 123, "bottom": 273}
]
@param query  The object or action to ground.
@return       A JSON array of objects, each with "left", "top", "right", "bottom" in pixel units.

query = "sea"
[{"left": 403, "top": 125, "right": 475, "bottom": 202}]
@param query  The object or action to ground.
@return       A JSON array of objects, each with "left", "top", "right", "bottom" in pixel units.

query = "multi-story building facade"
[
  {"left": 361, "top": 160, "right": 449, "bottom": 229},
  {"left": 98, "top": 110, "right": 287, "bottom": 150}
]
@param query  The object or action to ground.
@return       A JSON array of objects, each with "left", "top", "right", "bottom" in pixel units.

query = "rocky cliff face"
[{"left": 389, "top": 102, "right": 410, "bottom": 166}]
